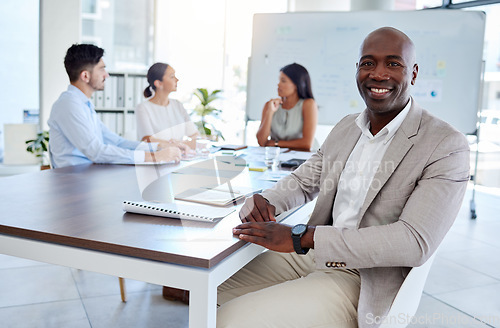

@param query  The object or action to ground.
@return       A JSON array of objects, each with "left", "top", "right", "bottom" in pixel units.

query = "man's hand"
[
  {"left": 233, "top": 222, "right": 294, "bottom": 253},
  {"left": 239, "top": 194, "right": 276, "bottom": 222}
]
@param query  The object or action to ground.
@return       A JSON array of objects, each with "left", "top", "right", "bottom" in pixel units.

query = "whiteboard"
[{"left": 246, "top": 10, "right": 485, "bottom": 134}]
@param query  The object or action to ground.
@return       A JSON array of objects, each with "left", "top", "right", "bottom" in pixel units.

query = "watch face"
[{"left": 292, "top": 224, "right": 307, "bottom": 235}]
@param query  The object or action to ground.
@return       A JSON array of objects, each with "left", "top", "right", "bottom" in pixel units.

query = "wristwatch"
[{"left": 291, "top": 224, "right": 309, "bottom": 255}]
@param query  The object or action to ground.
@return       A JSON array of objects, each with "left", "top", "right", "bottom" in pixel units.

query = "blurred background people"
[{"left": 256, "top": 63, "right": 318, "bottom": 151}]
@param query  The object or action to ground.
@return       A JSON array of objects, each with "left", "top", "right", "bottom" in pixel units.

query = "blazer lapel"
[{"left": 357, "top": 103, "right": 422, "bottom": 226}]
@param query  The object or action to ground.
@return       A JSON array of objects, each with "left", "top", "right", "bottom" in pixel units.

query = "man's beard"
[{"left": 89, "top": 76, "right": 105, "bottom": 91}]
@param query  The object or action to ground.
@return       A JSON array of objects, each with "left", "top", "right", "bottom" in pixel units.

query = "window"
[
  {"left": 0, "top": 0, "right": 39, "bottom": 162},
  {"left": 81, "top": 0, "right": 154, "bottom": 72},
  {"left": 461, "top": 2, "right": 500, "bottom": 190},
  {"left": 154, "top": 0, "right": 288, "bottom": 144}
]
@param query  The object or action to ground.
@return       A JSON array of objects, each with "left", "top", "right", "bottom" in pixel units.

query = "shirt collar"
[
  {"left": 67, "top": 84, "right": 94, "bottom": 110},
  {"left": 355, "top": 98, "right": 412, "bottom": 143}
]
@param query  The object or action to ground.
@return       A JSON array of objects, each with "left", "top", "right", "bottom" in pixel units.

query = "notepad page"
[{"left": 175, "top": 188, "right": 245, "bottom": 206}]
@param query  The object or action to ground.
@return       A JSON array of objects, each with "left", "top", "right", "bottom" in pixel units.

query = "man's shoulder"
[
  {"left": 320, "top": 113, "right": 360, "bottom": 147},
  {"left": 53, "top": 89, "right": 84, "bottom": 107},
  {"left": 411, "top": 105, "right": 468, "bottom": 148},
  {"left": 336, "top": 113, "right": 360, "bottom": 127},
  {"left": 50, "top": 89, "right": 87, "bottom": 120},
  {"left": 419, "top": 107, "right": 463, "bottom": 136}
]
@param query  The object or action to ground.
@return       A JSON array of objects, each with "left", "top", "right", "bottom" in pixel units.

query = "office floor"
[{"left": 0, "top": 184, "right": 498, "bottom": 328}]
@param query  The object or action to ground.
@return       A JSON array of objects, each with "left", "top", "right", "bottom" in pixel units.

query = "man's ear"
[
  {"left": 80, "top": 70, "right": 91, "bottom": 83},
  {"left": 411, "top": 64, "right": 419, "bottom": 85}
]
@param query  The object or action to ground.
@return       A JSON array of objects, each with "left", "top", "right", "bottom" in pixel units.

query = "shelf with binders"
[{"left": 92, "top": 72, "right": 149, "bottom": 139}]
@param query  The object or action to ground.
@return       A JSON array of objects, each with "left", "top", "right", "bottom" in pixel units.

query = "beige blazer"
[{"left": 262, "top": 101, "right": 470, "bottom": 327}]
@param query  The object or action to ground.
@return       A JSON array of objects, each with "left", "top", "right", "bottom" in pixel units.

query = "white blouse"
[{"left": 135, "top": 99, "right": 198, "bottom": 141}]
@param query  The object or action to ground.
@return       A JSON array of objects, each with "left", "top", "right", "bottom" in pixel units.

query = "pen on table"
[{"left": 218, "top": 158, "right": 248, "bottom": 166}]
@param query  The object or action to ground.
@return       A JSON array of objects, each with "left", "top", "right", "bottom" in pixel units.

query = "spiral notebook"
[{"left": 122, "top": 200, "right": 235, "bottom": 222}]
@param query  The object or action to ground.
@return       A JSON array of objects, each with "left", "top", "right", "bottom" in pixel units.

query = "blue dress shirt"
[{"left": 48, "top": 85, "right": 153, "bottom": 168}]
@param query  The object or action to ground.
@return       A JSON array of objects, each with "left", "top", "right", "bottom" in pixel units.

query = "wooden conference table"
[{"left": 0, "top": 153, "right": 314, "bottom": 328}]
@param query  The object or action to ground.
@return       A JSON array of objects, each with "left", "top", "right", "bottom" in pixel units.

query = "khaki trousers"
[{"left": 217, "top": 250, "right": 360, "bottom": 328}]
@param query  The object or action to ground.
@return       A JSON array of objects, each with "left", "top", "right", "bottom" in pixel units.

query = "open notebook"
[
  {"left": 122, "top": 200, "right": 235, "bottom": 222},
  {"left": 174, "top": 184, "right": 262, "bottom": 207}
]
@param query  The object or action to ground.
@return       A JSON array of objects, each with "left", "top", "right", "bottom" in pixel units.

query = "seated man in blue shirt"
[{"left": 48, "top": 44, "right": 184, "bottom": 168}]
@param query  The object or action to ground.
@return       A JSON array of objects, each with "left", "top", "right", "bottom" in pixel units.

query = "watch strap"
[
  {"left": 292, "top": 234, "right": 304, "bottom": 254},
  {"left": 292, "top": 224, "right": 310, "bottom": 255}
]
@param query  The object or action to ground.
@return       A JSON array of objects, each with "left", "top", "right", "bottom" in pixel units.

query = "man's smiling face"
[{"left": 356, "top": 28, "right": 418, "bottom": 117}]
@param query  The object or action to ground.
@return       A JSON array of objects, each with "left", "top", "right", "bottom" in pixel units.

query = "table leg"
[{"left": 189, "top": 282, "right": 217, "bottom": 328}]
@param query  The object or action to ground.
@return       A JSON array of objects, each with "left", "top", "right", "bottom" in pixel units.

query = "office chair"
[
  {"left": 48, "top": 146, "right": 127, "bottom": 302},
  {"left": 311, "top": 138, "right": 321, "bottom": 151},
  {"left": 378, "top": 251, "right": 437, "bottom": 328},
  {"left": 47, "top": 145, "right": 55, "bottom": 169}
]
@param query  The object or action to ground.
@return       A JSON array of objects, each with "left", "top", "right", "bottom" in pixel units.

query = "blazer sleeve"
[
  {"left": 262, "top": 148, "right": 324, "bottom": 214},
  {"left": 313, "top": 130, "right": 470, "bottom": 270}
]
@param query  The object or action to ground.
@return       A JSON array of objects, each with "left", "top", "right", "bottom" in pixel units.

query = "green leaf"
[
  {"left": 25, "top": 130, "right": 49, "bottom": 155},
  {"left": 194, "top": 89, "right": 204, "bottom": 103},
  {"left": 204, "top": 126, "right": 212, "bottom": 135},
  {"left": 206, "top": 90, "right": 222, "bottom": 104},
  {"left": 191, "top": 88, "right": 224, "bottom": 139},
  {"left": 200, "top": 88, "right": 209, "bottom": 100},
  {"left": 194, "top": 88, "right": 210, "bottom": 106}
]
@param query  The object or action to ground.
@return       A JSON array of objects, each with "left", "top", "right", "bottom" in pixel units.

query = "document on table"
[{"left": 175, "top": 183, "right": 262, "bottom": 206}]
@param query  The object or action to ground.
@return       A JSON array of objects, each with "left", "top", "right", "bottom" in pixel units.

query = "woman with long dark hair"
[
  {"left": 256, "top": 63, "right": 318, "bottom": 151},
  {"left": 135, "top": 62, "right": 198, "bottom": 149}
]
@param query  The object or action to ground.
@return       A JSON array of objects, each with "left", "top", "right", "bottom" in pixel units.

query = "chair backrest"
[
  {"left": 311, "top": 138, "right": 320, "bottom": 151},
  {"left": 378, "top": 251, "right": 437, "bottom": 328}
]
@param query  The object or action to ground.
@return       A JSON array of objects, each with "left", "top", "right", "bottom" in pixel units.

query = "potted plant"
[
  {"left": 25, "top": 130, "right": 50, "bottom": 170},
  {"left": 191, "top": 88, "right": 224, "bottom": 141}
]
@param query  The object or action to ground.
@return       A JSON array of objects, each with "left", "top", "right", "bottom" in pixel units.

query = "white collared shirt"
[{"left": 332, "top": 99, "right": 412, "bottom": 229}]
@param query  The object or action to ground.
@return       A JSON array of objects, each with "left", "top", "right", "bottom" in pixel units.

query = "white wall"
[
  {"left": 0, "top": 0, "right": 39, "bottom": 159},
  {"left": 39, "top": 0, "right": 81, "bottom": 130},
  {"left": 290, "top": 0, "right": 350, "bottom": 11},
  {"left": 351, "top": 0, "right": 395, "bottom": 10},
  {"left": 154, "top": 0, "right": 225, "bottom": 104},
  {"left": 289, "top": 0, "right": 396, "bottom": 11}
]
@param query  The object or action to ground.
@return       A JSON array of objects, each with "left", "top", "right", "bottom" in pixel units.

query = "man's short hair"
[{"left": 64, "top": 44, "right": 104, "bottom": 82}]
